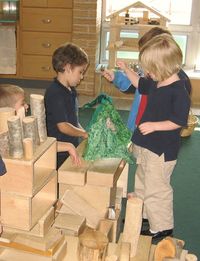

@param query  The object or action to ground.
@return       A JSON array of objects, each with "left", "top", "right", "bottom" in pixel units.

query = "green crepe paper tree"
[{"left": 82, "top": 94, "right": 133, "bottom": 163}]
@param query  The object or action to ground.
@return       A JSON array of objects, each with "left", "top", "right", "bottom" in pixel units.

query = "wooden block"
[
  {"left": 1, "top": 171, "right": 57, "bottom": 231},
  {"left": 122, "top": 197, "right": 143, "bottom": 257},
  {"left": 58, "top": 140, "right": 90, "bottom": 186},
  {"left": 78, "top": 227, "right": 108, "bottom": 261},
  {"left": 105, "top": 242, "right": 118, "bottom": 260},
  {"left": 117, "top": 163, "right": 128, "bottom": 197},
  {"left": 115, "top": 187, "right": 123, "bottom": 210},
  {"left": 98, "top": 219, "right": 113, "bottom": 242},
  {"left": 119, "top": 242, "right": 130, "bottom": 260},
  {"left": 0, "top": 137, "right": 57, "bottom": 196},
  {"left": 13, "top": 227, "right": 63, "bottom": 252},
  {"left": 3, "top": 206, "right": 55, "bottom": 238},
  {"left": 56, "top": 203, "right": 77, "bottom": 216},
  {"left": 63, "top": 235, "right": 79, "bottom": 261},
  {"left": 108, "top": 209, "right": 121, "bottom": 243},
  {"left": 59, "top": 183, "right": 116, "bottom": 217},
  {"left": 61, "top": 190, "right": 105, "bottom": 229},
  {"left": 0, "top": 239, "right": 67, "bottom": 261},
  {"left": 87, "top": 158, "right": 126, "bottom": 187},
  {"left": 54, "top": 213, "right": 86, "bottom": 236},
  {"left": 130, "top": 235, "right": 152, "bottom": 261}
]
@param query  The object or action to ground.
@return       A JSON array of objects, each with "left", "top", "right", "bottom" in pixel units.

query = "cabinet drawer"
[
  {"left": 22, "top": 0, "right": 73, "bottom": 8},
  {"left": 21, "top": 0, "right": 48, "bottom": 7},
  {"left": 22, "top": 55, "right": 56, "bottom": 79},
  {"left": 22, "top": 32, "right": 71, "bottom": 55},
  {"left": 21, "top": 8, "right": 72, "bottom": 32}
]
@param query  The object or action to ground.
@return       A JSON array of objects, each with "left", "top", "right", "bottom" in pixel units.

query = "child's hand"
[
  {"left": 68, "top": 144, "right": 81, "bottom": 166},
  {"left": 101, "top": 69, "right": 115, "bottom": 82},
  {"left": 116, "top": 60, "right": 128, "bottom": 72},
  {"left": 138, "top": 122, "right": 156, "bottom": 135}
]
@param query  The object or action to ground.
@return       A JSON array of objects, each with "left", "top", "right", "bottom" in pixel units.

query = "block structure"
[{"left": 0, "top": 137, "right": 57, "bottom": 231}]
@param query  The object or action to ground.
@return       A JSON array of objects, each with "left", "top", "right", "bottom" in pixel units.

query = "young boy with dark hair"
[{"left": 45, "top": 43, "right": 89, "bottom": 169}]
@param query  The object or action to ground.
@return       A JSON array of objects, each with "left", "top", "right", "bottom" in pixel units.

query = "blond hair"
[
  {"left": 0, "top": 84, "right": 24, "bottom": 108},
  {"left": 139, "top": 34, "right": 182, "bottom": 82}
]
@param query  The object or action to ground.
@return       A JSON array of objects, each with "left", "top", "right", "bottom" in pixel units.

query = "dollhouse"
[{"left": 106, "top": 1, "right": 170, "bottom": 67}]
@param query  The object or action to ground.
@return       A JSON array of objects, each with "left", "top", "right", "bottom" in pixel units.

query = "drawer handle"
[
  {"left": 41, "top": 66, "right": 51, "bottom": 71},
  {"left": 42, "top": 18, "right": 52, "bottom": 24},
  {"left": 42, "top": 43, "right": 51, "bottom": 48}
]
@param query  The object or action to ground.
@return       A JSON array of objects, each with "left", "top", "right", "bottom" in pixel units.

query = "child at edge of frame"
[{"left": 44, "top": 43, "right": 89, "bottom": 170}]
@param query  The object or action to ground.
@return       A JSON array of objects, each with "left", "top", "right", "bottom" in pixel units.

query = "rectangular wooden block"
[
  {"left": 61, "top": 190, "right": 106, "bottom": 229},
  {"left": 0, "top": 137, "right": 57, "bottom": 196},
  {"left": 0, "top": 239, "right": 67, "bottom": 261},
  {"left": 1, "top": 171, "right": 57, "bottom": 231},
  {"left": 87, "top": 158, "right": 126, "bottom": 187},
  {"left": 3, "top": 206, "right": 55, "bottom": 238},
  {"left": 54, "top": 213, "right": 86, "bottom": 236},
  {"left": 58, "top": 140, "right": 90, "bottom": 186},
  {"left": 59, "top": 183, "right": 116, "bottom": 217}
]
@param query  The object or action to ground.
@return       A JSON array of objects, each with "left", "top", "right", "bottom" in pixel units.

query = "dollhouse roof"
[{"left": 106, "top": 0, "right": 170, "bottom": 22}]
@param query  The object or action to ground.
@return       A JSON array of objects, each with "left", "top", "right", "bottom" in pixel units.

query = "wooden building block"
[
  {"left": 0, "top": 239, "right": 67, "bottom": 261},
  {"left": 98, "top": 219, "right": 113, "bottom": 243},
  {"left": 87, "top": 158, "right": 126, "bottom": 187},
  {"left": 122, "top": 197, "right": 143, "bottom": 257},
  {"left": 63, "top": 235, "right": 79, "bottom": 261},
  {"left": 59, "top": 183, "right": 116, "bottom": 217},
  {"left": 0, "top": 137, "right": 57, "bottom": 196},
  {"left": 3, "top": 206, "right": 55, "bottom": 238},
  {"left": 78, "top": 227, "right": 108, "bottom": 261},
  {"left": 54, "top": 213, "right": 86, "bottom": 236},
  {"left": 130, "top": 235, "right": 152, "bottom": 261},
  {"left": 1, "top": 171, "right": 57, "bottom": 231},
  {"left": 58, "top": 140, "right": 90, "bottom": 186},
  {"left": 104, "top": 209, "right": 121, "bottom": 243},
  {"left": 61, "top": 190, "right": 105, "bottom": 229},
  {"left": 115, "top": 187, "right": 123, "bottom": 210},
  {"left": 117, "top": 163, "right": 128, "bottom": 197},
  {"left": 13, "top": 227, "right": 63, "bottom": 252}
]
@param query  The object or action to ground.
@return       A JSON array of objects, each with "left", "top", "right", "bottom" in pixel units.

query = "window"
[{"left": 100, "top": 0, "right": 199, "bottom": 70}]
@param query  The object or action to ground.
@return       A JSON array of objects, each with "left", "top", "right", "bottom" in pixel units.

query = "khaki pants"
[{"left": 132, "top": 145, "right": 176, "bottom": 231}]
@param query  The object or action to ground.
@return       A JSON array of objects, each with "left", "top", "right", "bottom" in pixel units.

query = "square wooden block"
[
  {"left": 0, "top": 137, "right": 57, "bottom": 196},
  {"left": 1, "top": 171, "right": 57, "bottom": 231}
]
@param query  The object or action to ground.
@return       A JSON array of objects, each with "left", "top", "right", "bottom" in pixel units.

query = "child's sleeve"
[
  {"left": 0, "top": 155, "right": 6, "bottom": 176},
  {"left": 113, "top": 70, "right": 132, "bottom": 91}
]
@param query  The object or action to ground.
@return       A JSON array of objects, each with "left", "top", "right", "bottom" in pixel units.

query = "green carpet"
[{"left": 79, "top": 108, "right": 200, "bottom": 258}]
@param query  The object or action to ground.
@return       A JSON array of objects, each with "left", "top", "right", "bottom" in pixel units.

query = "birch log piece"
[
  {"left": 0, "top": 131, "right": 9, "bottom": 156},
  {"left": 23, "top": 138, "right": 34, "bottom": 160},
  {"left": 0, "top": 107, "right": 15, "bottom": 132},
  {"left": 22, "top": 116, "right": 40, "bottom": 149},
  {"left": 122, "top": 197, "right": 143, "bottom": 258},
  {"left": 7, "top": 115, "right": 23, "bottom": 159},
  {"left": 79, "top": 227, "right": 109, "bottom": 261},
  {"left": 30, "top": 94, "right": 47, "bottom": 143}
]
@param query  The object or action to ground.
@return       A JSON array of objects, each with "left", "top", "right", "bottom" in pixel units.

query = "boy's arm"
[
  {"left": 57, "top": 141, "right": 81, "bottom": 165},
  {"left": 117, "top": 61, "right": 140, "bottom": 88},
  {"left": 139, "top": 120, "right": 181, "bottom": 135},
  {"left": 57, "top": 122, "right": 88, "bottom": 139}
]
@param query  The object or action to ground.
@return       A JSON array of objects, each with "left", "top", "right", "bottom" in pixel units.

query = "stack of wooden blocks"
[{"left": 0, "top": 137, "right": 68, "bottom": 260}]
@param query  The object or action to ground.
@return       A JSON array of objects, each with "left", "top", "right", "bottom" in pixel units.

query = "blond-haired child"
[{"left": 115, "top": 34, "right": 190, "bottom": 243}]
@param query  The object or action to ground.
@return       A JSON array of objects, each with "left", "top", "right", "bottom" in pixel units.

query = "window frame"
[{"left": 100, "top": 0, "right": 199, "bottom": 70}]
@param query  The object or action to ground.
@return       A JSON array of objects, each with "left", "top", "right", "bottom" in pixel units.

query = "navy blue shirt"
[
  {"left": 132, "top": 77, "right": 190, "bottom": 161},
  {"left": 44, "top": 78, "right": 79, "bottom": 168},
  {"left": 0, "top": 155, "right": 6, "bottom": 176}
]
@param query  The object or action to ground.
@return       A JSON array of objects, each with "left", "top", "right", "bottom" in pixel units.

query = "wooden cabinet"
[{"left": 19, "top": 0, "right": 73, "bottom": 79}]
